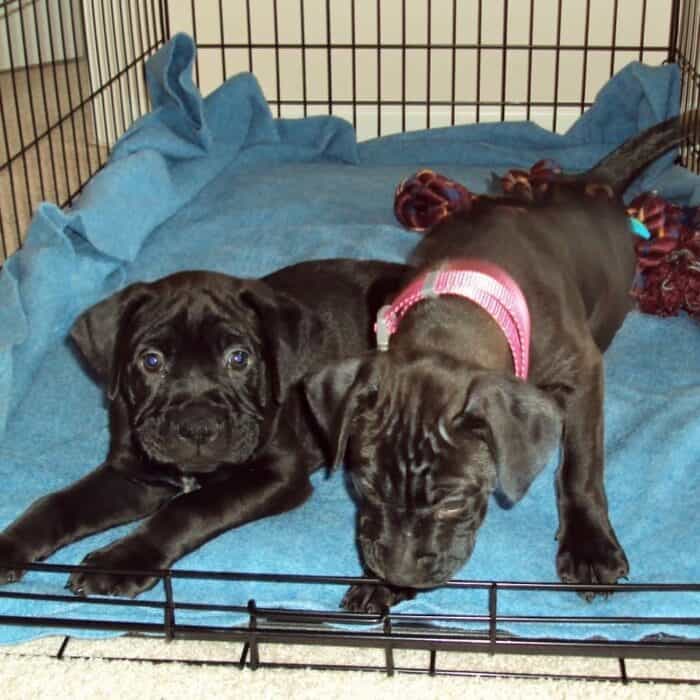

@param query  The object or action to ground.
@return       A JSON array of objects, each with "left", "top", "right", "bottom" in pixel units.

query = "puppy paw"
[
  {"left": 341, "top": 584, "right": 415, "bottom": 614},
  {"left": 556, "top": 516, "right": 629, "bottom": 601},
  {"left": 67, "top": 539, "right": 164, "bottom": 598},
  {"left": 0, "top": 534, "right": 33, "bottom": 584}
]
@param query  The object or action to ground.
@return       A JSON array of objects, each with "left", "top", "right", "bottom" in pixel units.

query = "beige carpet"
[{"left": 0, "top": 634, "right": 698, "bottom": 698}]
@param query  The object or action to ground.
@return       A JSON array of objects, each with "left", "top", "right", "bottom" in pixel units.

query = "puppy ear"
[
  {"left": 239, "top": 281, "right": 323, "bottom": 404},
  {"left": 303, "top": 356, "right": 375, "bottom": 469},
  {"left": 70, "top": 283, "right": 151, "bottom": 399},
  {"left": 463, "top": 374, "right": 563, "bottom": 507}
]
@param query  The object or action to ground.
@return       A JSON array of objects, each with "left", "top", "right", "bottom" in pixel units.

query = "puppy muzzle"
[
  {"left": 360, "top": 531, "right": 472, "bottom": 590},
  {"left": 136, "top": 400, "right": 251, "bottom": 467},
  {"left": 176, "top": 404, "right": 225, "bottom": 447}
]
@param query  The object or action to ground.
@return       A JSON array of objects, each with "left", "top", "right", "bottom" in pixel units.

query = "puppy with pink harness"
[{"left": 305, "top": 110, "right": 697, "bottom": 613}]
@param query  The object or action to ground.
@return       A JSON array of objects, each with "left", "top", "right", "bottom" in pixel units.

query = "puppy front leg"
[
  {"left": 67, "top": 454, "right": 314, "bottom": 597},
  {"left": 554, "top": 351, "right": 629, "bottom": 597},
  {"left": 0, "top": 464, "right": 176, "bottom": 584}
]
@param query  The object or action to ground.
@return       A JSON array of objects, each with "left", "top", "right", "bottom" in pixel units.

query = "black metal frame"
[
  {"left": 0, "top": 0, "right": 699, "bottom": 685},
  {"left": 0, "top": 562, "right": 698, "bottom": 684},
  {"left": 0, "top": 0, "right": 167, "bottom": 261}
]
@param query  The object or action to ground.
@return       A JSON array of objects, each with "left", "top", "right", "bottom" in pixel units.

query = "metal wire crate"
[{"left": 0, "top": 0, "right": 699, "bottom": 685}]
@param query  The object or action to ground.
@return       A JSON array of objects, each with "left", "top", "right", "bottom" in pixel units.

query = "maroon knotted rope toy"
[{"left": 393, "top": 164, "right": 700, "bottom": 319}]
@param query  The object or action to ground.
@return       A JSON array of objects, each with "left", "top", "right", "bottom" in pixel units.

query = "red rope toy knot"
[
  {"left": 394, "top": 169, "right": 475, "bottom": 231},
  {"left": 393, "top": 163, "right": 700, "bottom": 319},
  {"left": 500, "top": 159, "right": 563, "bottom": 200},
  {"left": 628, "top": 192, "right": 700, "bottom": 317}
]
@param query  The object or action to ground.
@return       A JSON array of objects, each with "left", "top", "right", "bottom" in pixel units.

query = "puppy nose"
[{"left": 178, "top": 410, "right": 222, "bottom": 445}]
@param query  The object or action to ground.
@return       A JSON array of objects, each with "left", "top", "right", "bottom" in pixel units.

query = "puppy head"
[
  {"left": 71, "top": 271, "right": 314, "bottom": 472},
  {"left": 305, "top": 353, "right": 562, "bottom": 589}
]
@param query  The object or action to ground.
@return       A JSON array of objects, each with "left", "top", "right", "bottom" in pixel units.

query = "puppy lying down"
[
  {"left": 305, "top": 110, "right": 699, "bottom": 613},
  {"left": 0, "top": 258, "right": 407, "bottom": 597}
]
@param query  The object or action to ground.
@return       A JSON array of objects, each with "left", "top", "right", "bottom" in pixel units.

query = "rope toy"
[
  {"left": 393, "top": 164, "right": 700, "bottom": 319},
  {"left": 628, "top": 192, "right": 700, "bottom": 317},
  {"left": 394, "top": 169, "right": 475, "bottom": 231}
]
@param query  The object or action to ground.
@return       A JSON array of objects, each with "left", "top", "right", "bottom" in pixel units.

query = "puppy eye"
[
  {"left": 225, "top": 348, "right": 249, "bottom": 369},
  {"left": 141, "top": 350, "right": 164, "bottom": 373}
]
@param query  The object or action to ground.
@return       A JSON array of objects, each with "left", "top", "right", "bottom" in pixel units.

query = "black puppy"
[
  {"left": 305, "top": 111, "right": 698, "bottom": 612},
  {"left": 0, "top": 258, "right": 407, "bottom": 597}
]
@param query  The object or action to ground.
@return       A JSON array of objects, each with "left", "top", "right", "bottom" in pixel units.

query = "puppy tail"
[{"left": 585, "top": 109, "right": 699, "bottom": 196}]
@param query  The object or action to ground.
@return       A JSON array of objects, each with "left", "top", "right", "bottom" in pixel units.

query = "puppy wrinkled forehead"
[
  {"left": 125, "top": 288, "right": 251, "bottom": 357},
  {"left": 375, "top": 355, "right": 469, "bottom": 422}
]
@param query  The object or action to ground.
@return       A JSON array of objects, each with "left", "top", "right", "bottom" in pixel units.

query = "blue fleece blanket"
[{"left": 0, "top": 34, "right": 698, "bottom": 645}]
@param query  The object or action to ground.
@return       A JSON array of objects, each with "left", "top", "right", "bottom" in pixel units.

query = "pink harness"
[{"left": 374, "top": 259, "right": 531, "bottom": 379}]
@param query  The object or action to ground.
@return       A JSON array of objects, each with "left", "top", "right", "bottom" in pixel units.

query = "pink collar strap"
[{"left": 375, "top": 259, "right": 531, "bottom": 379}]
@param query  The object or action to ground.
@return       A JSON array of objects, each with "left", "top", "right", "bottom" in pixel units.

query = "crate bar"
[
  {"left": 11, "top": 560, "right": 700, "bottom": 591},
  {"left": 30, "top": 649, "right": 700, "bottom": 685},
  {"left": 351, "top": 0, "right": 357, "bottom": 128},
  {"left": 76, "top": 1, "right": 103, "bottom": 174},
  {"left": 106, "top": 0, "right": 130, "bottom": 135},
  {"left": 450, "top": 0, "right": 456, "bottom": 126},
  {"left": 580, "top": 0, "right": 592, "bottom": 114},
  {"left": 667, "top": 0, "right": 679, "bottom": 62},
  {"left": 160, "top": 0, "right": 171, "bottom": 41},
  {"left": 476, "top": 0, "right": 482, "bottom": 122},
  {"left": 115, "top": 2, "right": 137, "bottom": 137},
  {"left": 32, "top": 0, "right": 65, "bottom": 202},
  {"left": 401, "top": 0, "right": 406, "bottom": 133},
  {"left": 639, "top": 0, "right": 648, "bottom": 62},
  {"left": 190, "top": 0, "right": 200, "bottom": 85},
  {"left": 526, "top": 0, "right": 534, "bottom": 122},
  {"left": 243, "top": 662, "right": 697, "bottom": 685},
  {"left": 1, "top": 586, "right": 696, "bottom": 629},
  {"left": 376, "top": 0, "right": 381, "bottom": 136},
  {"left": 383, "top": 616, "right": 395, "bottom": 676},
  {"left": 326, "top": 0, "right": 332, "bottom": 116},
  {"left": 163, "top": 572, "right": 175, "bottom": 641},
  {"left": 126, "top": 0, "right": 147, "bottom": 117},
  {"left": 300, "top": 0, "right": 308, "bottom": 119},
  {"left": 19, "top": 0, "right": 52, "bottom": 200},
  {"left": 55, "top": 0, "right": 86, "bottom": 194},
  {"left": 151, "top": 0, "right": 160, "bottom": 46},
  {"left": 51, "top": 96, "right": 648, "bottom": 111},
  {"left": 500, "top": 0, "right": 509, "bottom": 123},
  {"left": 89, "top": 0, "right": 114, "bottom": 161},
  {"left": 189, "top": 42, "right": 672, "bottom": 53},
  {"left": 552, "top": 0, "right": 563, "bottom": 132},
  {"left": 0, "top": 68, "right": 22, "bottom": 255},
  {"left": 4, "top": 2, "right": 42, "bottom": 212},
  {"left": 427, "top": 0, "right": 432, "bottom": 129},
  {"left": 218, "top": 0, "right": 226, "bottom": 83},
  {"left": 0, "top": 613, "right": 697, "bottom": 662},
  {"left": 245, "top": 0, "right": 252, "bottom": 74},
  {"left": 610, "top": 0, "right": 620, "bottom": 76},
  {"left": 686, "top": 0, "right": 700, "bottom": 136},
  {"left": 247, "top": 599, "right": 260, "bottom": 669},
  {"left": 273, "top": 0, "right": 281, "bottom": 117},
  {"left": 98, "top": 0, "right": 125, "bottom": 146}
]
